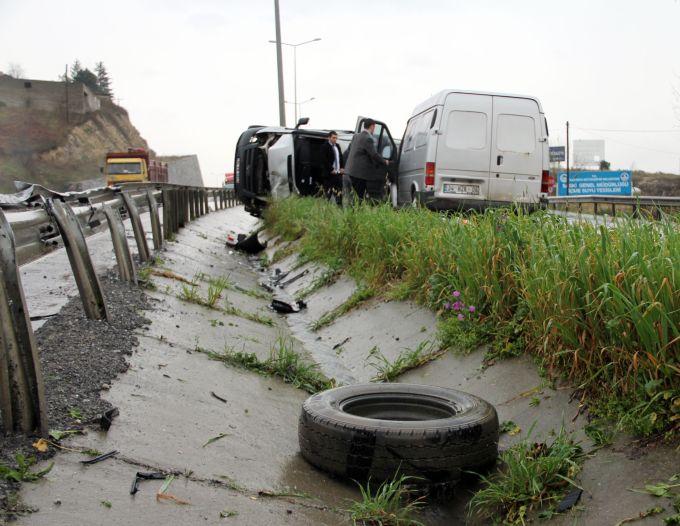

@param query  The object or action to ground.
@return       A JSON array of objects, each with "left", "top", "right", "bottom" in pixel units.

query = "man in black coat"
[
  {"left": 321, "top": 130, "right": 344, "bottom": 202},
  {"left": 344, "top": 118, "right": 389, "bottom": 202}
]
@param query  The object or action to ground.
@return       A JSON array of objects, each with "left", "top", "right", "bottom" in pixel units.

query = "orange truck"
[{"left": 105, "top": 148, "right": 168, "bottom": 185}]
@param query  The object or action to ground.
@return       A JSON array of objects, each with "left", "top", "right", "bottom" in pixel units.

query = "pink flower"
[
  {"left": 453, "top": 291, "right": 461, "bottom": 298},
  {"left": 444, "top": 302, "right": 451, "bottom": 310},
  {"left": 457, "top": 313, "right": 465, "bottom": 321},
  {"left": 452, "top": 301, "right": 462, "bottom": 311},
  {"left": 469, "top": 305, "right": 476, "bottom": 313}
]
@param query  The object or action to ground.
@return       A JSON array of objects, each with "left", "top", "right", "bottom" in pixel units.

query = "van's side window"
[
  {"left": 445, "top": 111, "right": 487, "bottom": 150},
  {"left": 403, "top": 118, "right": 418, "bottom": 152},
  {"left": 497, "top": 114, "right": 535, "bottom": 154},
  {"left": 415, "top": 110, "right": 433, "bottom": 148}
]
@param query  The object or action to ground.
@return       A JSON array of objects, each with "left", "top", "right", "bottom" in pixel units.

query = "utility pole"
[
  {"left": 566, "top": 121, "right": 570, "bottom": 195},
  {"left": 274, "top": 0, "right": 286, "bottom": 127},
  {"left": 64, "top": 64, "right": 70, "bottom": 125}
]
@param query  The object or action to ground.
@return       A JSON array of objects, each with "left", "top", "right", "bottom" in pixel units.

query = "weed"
[
  {"left": 68, "top": 407, "right": 82, "bottom": 419},
  {"left": 367, "top": 341, "right": 445, "bottom": 382},
  {"left": 220, "top": 509, "right": 238, "bottom": 518},
  {"left": 584, "top": 421, "right": 614, "bottom": 448},
  {"left": 101, "top": 500, "right": 112, "bottom": 508},
  {"left": 499, "top": 421, "right": 521, "bottom": 436},
  {"left": 311, "top": 286, "right": 375, "bottom": 331},
  {"left": 179, "top": 283, "right": 201, "bottom": 303},
  {"left": 347, "top": 474, "right": 426, "bottom": 526},
  {"left": 223, "top": 304, "right": 274, "bottom": 326},
  {"left": 0, "top": 454, "right": 53, "bottom": 483},
  {"left": 210, "top": 319, "right": 225, "bottom": 327},
  {"left": 206, "top": 278, "right": 228, "bottom": 308},
  {"left": 295, "top": 268, "right": 340, "bottom": 300},
  {"left": 469, "top": 427, "right": 584, "bottom": 524},
  {"left": 529, "top": 396, "right": 541, "bottom": 407},
  {"left": 197, "top": 337, "right": 334, "bottom": 394},
  {"left": 137, "top": 266, "right": 156, "bottom": 289},
  {"left": 81, "top": 448, "right": 102, "bottom": 457}
]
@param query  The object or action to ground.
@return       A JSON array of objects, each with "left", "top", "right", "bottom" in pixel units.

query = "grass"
[
  {"left": 468, "top": 427, "right": 584, "bottom": 524},
  {"left": 0, "top": 454, "right": 53, "bottom": 483},
  {"left": 174, "top": 275, "right": 274, "bottom": 326},
  {"left": 346, "top": 474, "right": 426, "bottom": 526},
  {"left": 367, "top": 341, "right": 445, "bottom": 382},
  {"left": 197, "top": 336, "right": 334, "bottom": 394},
  {"left": 295, "top": 268, "right": 340, "bottom": 301},
  {"left": 311, "top": 286, "right": 375, "bottom": 331},
  {"left": 263, "top": 197, "right": 680, "bottom": 437}
]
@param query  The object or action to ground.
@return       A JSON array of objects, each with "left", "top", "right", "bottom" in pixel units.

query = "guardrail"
[
  {"left": 546, "top": 194, "right": 680, "bottom": 218},
  {"left": 0, "top": 182, "right": 238, "bottom": 436}
]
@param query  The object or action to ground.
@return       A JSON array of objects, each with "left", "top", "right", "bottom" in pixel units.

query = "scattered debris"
[
  {"left": 80, "top": 450, "right": 118, "bottom": 465},
  {"left": 235, "top": 231, "right": 267, "bottom": 254},
  {"left": 271, "top": 295, "right": 307, "bottom": 314},
  {"left": 98, "top": 407, "right": 119, "bottom": 431},
  {"left": 210, "top": 391, "right": 228, "bottom": 404},
  {"left": 130, "top": 472, "right": 166, "bottom": 495},
  {"left": 499, "top": 420, "right": 521, "bottom": 436},
  {"left": 100, "top": 500, "right": 112, "bottom": 509},
  {"left": 48, "top": 429, "right": 84, "bottom": 441},
  {"left": 614, "top": 507, "right": 665, "bottom": 526},
  {"left": 555, "top": 487, "right": 583, "bottom": 512},
  {"left": 279, "top": 269, "right": 309, "bottom": 287},
  {"left": 32, "top": 439, "right": 49, "bottom": 453},
  {"left": 154, "top": 475, "right": 191, "bottom": 505},
  {"left": 220, "top": 509, "right": 239, "bottom": 518},
  {"left": 332, "top": 337, "right": 351, "bottom": 350},
  {"left": 202, "top": 433, "right": 231, "bottom": 448}
]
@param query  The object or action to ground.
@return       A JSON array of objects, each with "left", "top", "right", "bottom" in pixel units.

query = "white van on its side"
[{"left": 391, "top": 89, "right": 552, "bottom": 210}]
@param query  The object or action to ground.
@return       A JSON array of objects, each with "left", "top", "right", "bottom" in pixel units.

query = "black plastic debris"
[
  {"left": 280, "top": 269, "right": 309, "bottom": 287},
  {"left": 556, "top": 487, "right": 583, "bottom": 512},
  {"left": 210, "top": 391, "right": 228, "bottom": 404},
  {"left": 271, "top": 296, "right": 307, "bottom": 314},
  {"left": 130, "top": 471, "right": 166, "bottom": 495},
  {"left": 234, "top": 231, "right": 267, "bottom": 254},
  {"left": 80, "top": 450, "right": 118, "bottom": 465},
  {"left": 99, "top": 407, "right": 119, "bottom": 431}
]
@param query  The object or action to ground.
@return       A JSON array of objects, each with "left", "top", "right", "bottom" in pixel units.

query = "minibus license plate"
[{"left": 443, "top": 183, "right": 479, "bottom": 196}]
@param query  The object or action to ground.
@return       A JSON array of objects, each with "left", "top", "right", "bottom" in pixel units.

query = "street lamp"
[
  {"left": 269, "top": 37, "right": 321, "bottom": 125},
  {"left": 285, "top": 97, "right": 316, "bottom": 119}
]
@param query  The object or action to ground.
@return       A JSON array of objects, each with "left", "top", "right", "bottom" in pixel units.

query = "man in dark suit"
[
  {"left": 344, "top": 118, "right": 389, "bottom": 202},
  {"left": 321, "top": 130, "right": 344, "bottom": 202}
]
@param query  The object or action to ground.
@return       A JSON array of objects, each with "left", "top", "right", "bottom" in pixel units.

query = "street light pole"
[
  {"left": 268, "top": 37, "right": 321, "bottom": 126},
  {"left": 274, "top": 0, "right": 286, "bottom": 127}
]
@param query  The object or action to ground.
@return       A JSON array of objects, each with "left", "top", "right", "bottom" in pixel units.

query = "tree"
[
  {"left": 599, "top": 160, "right": 611, "bottom": 171},
  {"left": 69, "top": 60, "right": 83, "bottom": 80},
  {"left": 6, "top": 63, "right": 24, "bottom": 78},
  {"left": 72, "top": 68, "right": 99, "bottom": 92},
  {"left": 94, "top": 62, "right": 112, "bottom": 96}
]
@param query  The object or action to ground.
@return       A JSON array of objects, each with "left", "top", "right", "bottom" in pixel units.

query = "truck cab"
[{"left": 106, "top": 149, "right": 168, "bottom": 186}]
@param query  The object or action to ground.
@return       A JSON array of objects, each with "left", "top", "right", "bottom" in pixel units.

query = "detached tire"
[{"left": 298, "top": 384, "right": 498, "bottom": 485}]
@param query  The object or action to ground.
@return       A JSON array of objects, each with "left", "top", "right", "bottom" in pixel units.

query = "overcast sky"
[{"left": 2, "top": 0, "right": 680, "bottom": 186}]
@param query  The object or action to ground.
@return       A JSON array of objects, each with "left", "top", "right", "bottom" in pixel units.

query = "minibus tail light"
[
  {"left": 541, "top": 170, "right": 554, "bottom": 194},
  {"left": 425, "top": 162, "right": 435, "bottom": 186}
]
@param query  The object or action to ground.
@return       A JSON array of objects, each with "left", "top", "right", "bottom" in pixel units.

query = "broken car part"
[{"left": 130, "top": 471, "right": 166, "bottom": 495}]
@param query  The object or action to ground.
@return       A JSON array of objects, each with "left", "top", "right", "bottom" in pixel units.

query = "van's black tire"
[{"left": 298, "top": 383, "right": 498, "bottom": 485}]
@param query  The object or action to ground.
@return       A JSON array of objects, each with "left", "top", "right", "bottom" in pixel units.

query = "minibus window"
[{"left": 430, "top": 110, "right": 437, "bottom": 128}]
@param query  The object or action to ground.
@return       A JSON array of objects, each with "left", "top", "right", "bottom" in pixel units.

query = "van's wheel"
[
  {"left": 298, "top": 384, "right": 499, "bottom": 486},
  {"left": 411, "top": 188, "right": 419, "bottom": 208}
]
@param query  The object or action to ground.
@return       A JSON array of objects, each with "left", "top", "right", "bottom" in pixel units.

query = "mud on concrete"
[{"left": 0, "top": 273, "right": 149, "bottom": 519}]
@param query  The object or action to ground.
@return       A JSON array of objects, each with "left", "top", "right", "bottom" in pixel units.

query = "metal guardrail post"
[
  {"left": 198, "top": 190, "right": 204, "bottom": 216},
  {"left": 178, "top": 188, "right": 187, "bottom": 228},
  {"left": 46, "top": 199, "right": 109, "bottom": 321},
  {"left": 146, "top": 189, "right": 163, "bottom": 250},
  {"left": 189, "top": 189, "right": 196, "bottom": 221},
  {"left": 204, "top": 190, "right": 210, "bottom": 213},
  {"left": 162, "top": 188, "right": 172, "bottom": 239},
  {"left": 121, "top": 192, "right": 150, "bottom": 263},
  {"left": 0, "top": 210, "right": 48, "bottom": 436},
  {"left": 213, "top": 190, "right": 218, "bottom": 211},
  {"left": 102, "top": 206, "right": 136, "bottom": 283}
]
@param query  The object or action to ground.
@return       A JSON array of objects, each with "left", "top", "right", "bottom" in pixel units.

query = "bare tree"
[{"left": 6, "top": 62, "right": 25, "bottom": 78}]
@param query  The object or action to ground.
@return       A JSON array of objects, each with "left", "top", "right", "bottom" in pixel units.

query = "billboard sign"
[
  {"left": 573, "top": 140, "right": 605, "bottom": 166},
  {"left": 557, "top": 171, "right": 632, "bottom": 196},
  {"left": 549, "top": 146, "right": 566, "bottom": 162}
]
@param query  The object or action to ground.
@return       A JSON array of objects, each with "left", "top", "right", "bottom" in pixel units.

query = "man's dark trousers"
[{"left": 349, "top": 176, "right": 385, "bottom": 202}]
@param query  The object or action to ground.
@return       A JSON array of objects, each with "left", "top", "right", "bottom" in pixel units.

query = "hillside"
[
  {"left": 0, "top": 97, "right": 153, "bottom": 192},
  {"left": 633, "top": 170, "right": 680, "bottom": 196}
]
